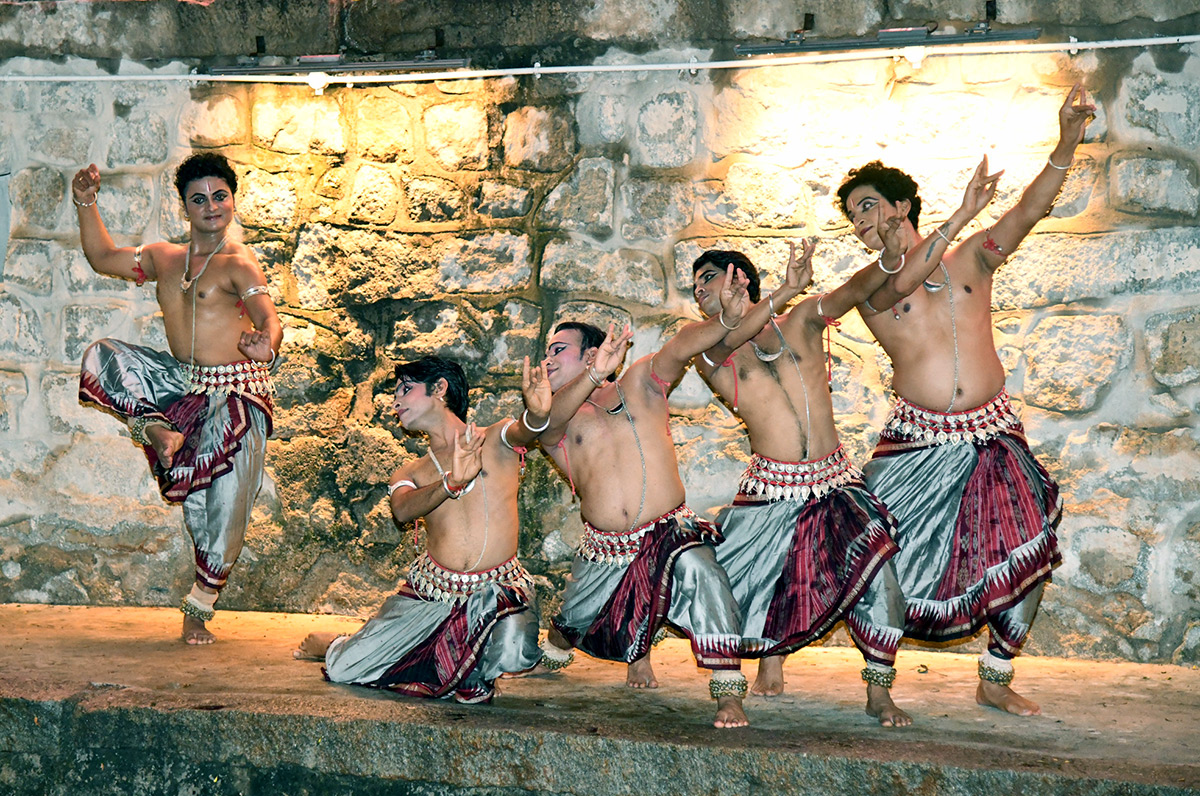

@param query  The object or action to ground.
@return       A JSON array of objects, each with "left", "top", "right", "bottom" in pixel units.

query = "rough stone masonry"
[{"left": 1, "top": 0, "right": 1199, "bottom": 666}]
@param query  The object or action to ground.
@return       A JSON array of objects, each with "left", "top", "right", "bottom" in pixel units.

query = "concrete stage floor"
[{"left": 1, "top": 604, "right": 1197, "bottom": 795}]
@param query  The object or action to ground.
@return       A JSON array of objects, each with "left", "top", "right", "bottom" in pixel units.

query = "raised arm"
[
  {"left": 648, "top": 264, "right": 749, "bottom": 386},
  {"left": 72, "top": 164, "right": 158, "bottom": 282},
  {"left": 502, "top": 356, "right": 553, "bottom": 449},
  {"left": 805, "top": 217, "right": 904, "bottom": 323},
  {"left": 701, "top": 240, "right": 814, "bottom": 364},
  {"left": 968, "top": 84, "right": 1094, "bottom": 272},
  {"left": 860, "top": 156, "right": 1003, "bottom": 316},
  {"left": 390, "top": 424, "right": 484, "bottom": 523},
  {"left": 539, "top": 325, "right": 633, "bottom": 447}
]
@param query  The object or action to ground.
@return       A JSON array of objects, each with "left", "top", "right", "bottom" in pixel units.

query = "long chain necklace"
[
  {"left": 180, "top": 236, "right": 228, "bottom": 293},
  {"left": 613, "top": 382, "right": 647, "bottom": 534},
  {"left": 428, "top": 442, "right": 489, "bottom": 571},
  {"left": 772, "top": 319, "right": 812, "bottom": 461},
  {"left": 943, "top": 264, "right": 960, "bottom": 412}
]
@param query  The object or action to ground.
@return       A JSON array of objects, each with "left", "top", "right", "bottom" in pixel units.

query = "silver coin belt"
[
  {"left": 885, "top": 389, "right": 1020, "bottom": 445},
  {"left": 185, "top": 360, "right": 275, "bottom": 397},
  {"left": 406, "top": 551, "right": 534, "bottom": 603},
  {"left": 737, "top": 446, "right": 860, "bottom": 504},
  {"left": 578, "top": 505, "right": 696, "bottom": 566}
]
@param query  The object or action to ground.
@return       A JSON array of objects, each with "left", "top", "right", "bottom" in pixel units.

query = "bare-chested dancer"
[
  {"left": 74, "top": 154, "right": 282, "bottom": 645},
  {"left": 294, "top": 356, "right": 550, "bottom": 702},
  {"left": 534, "top": 266, "right": 752, "bottom": 729},
  {"left": 693, "top": 234, "right": 917, "bottom": 727},
  {"left": 840, "top": 84, "right": 1093, "bottom": 716}
]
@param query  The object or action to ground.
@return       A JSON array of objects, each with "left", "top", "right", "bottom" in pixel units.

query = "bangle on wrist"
[
  {"left": 877, "top": 251, "right": 905, "bottom": 274},
  {"left": 442, "top": 472, "right": 465, "bottom": 499},
  {"left": 1047, "top": 154, "right": 1072, "bottom": 171},
  {"left": 718, "top": 309, "right": 740, "bottom": 330},
  {"left": 934, "top": 227, "right": 953, "bottom": 245},
  {"left": 521, "top": 408, "right": 550, "bottom": 433},
  {"left": 767, "top": 292, "right": 777, "bottom": 317},
  {"left": 587, "top": 366, "right": 604, "bottom": 387},
  {"left": 73, "top": 196, "right": 97, "bottom": 208}
]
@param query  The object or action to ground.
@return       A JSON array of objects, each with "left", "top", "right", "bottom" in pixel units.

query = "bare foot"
[
  {"left": 750, "top": 655, "right": 786, "bottom": 696},
  {"left": 626, "top": 655, "right": 659, "bottom": 688},
  {"left": 714, "top": 696, "right": 750, "bottom": 728},
  {"left": 976, "top": 679, "right": 1041, "bottom": 716},
  {"left": 182, "top": 614, "right": 215, "bottom": 645},
  {"left": 865, "top": 684, "right": 913, "bottom": 727},
  {"left": 145, "top": 423, "right": 185, "bottom": 469},
  {"left": 293, "top": 632, "right": 339, "bottom": 660}
]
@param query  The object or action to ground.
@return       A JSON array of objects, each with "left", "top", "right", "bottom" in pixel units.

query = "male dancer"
[
  {"left": 839, "top": 84, "right": 1093, "bottom": 715},
  {"left": 693, "top": 234, "right": 914, "bottom": 726},
  {"left": 73, "top": 154, "right": 282, "bottom": 644},
  {"left": 536, "top": 266, "right": 752, "bottom": 729},
  {"left": 295, "top": 356, "right": 551, "bottom": 703}
]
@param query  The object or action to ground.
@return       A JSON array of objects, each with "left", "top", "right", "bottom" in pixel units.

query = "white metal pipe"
[{"left": 0, "top": 33, "right": 1196, "bottom": 86}]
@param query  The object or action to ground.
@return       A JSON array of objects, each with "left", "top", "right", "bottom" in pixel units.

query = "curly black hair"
[
  {"left": 174, "top": 153, "right": 238, "bottom": 202},
  {"left": 836, "top": 161, "right": 921, "bottom": 228}
]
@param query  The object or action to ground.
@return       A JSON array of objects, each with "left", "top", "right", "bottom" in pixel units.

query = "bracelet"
[
  {"left": 934, "top": 226, "right": 953, "bottom": 245},
  {"left": 72, "top": 196, "right": 97, "bottom": 208},
  {"left": 587, "top": 366, "right": 604, "bottom": 387},
  {"left": 717, "top": 309, "right": 740, "bottom": 330},
  {"left": 441, "top": 472, "right": 466, "bottom": 499},
  {"left": 1046, "top": 154, "right": 1072, "bottom": 171},
  {"left": 877, "top": 252, "right": 904, "bottom": 275},
  {"left": 767, "top": 292, "right": 777, "bottom": 317},
  {"left": 265, "top": 348, "right": 277, "bottom": 367},
  {"left": 521, "top": 408, "right": 550, "bottom": 433}
]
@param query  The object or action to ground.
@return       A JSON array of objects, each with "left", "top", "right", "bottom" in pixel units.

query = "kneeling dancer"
[
  {"left": 838, "top": 85, "right": 1093, "bottom": 715},
  {"left": 693, "top": 238, "right": 912, "bottom": 726},
  {"left": 74, "top": 154, "right": 281, "bottom": 645},
  {"left": 536, "top": 269, "right": 751, "bottom": 728},
  {"left": 295, "top": 356, "right": 551, "bottom": 703}
]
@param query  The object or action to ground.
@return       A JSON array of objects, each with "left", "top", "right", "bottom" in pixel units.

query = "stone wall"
[{"left": 2, "top": 1, "right": 1200, "bottom": 665}]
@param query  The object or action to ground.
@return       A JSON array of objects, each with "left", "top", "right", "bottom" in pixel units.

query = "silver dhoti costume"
[
  {"left": 324, "top": 552, "right": 541, "bottom": 704},
  {"left": 716, "top": 446, "right": 905, "bottom": 667},
  {"left": 862, "top": 390, "right": 1061, "bottom": 665},
  {"left": 79, "top": 339, "right": 272, "bottom": 611},
  {"left": 552, "top": 505, "right": 742, "bottom": 670}
]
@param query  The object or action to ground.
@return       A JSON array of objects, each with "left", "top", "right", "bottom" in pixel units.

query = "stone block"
[
  {"left": 0, "top": 370, "right": 26, "bottom": 434},
  {"left": 180, "top": 93, "right": 246, "bottom": 148},
  {"left": 437, "top": 231, "right": 533, "bottom": 293},
  {"left": 106, "top": 112, "right": 169, "bottom": 168},
  {"left": 237, "top": 168, "right": 298, "bottom": 231},
  {"left": 3, "top": 239, "right": 53, "bottom": 295},
  {"left": 1071, "top": 526, "right": 1146, "bottom": 591},
  {"left": 1110, "top": 154, "right": 1199, "bottom": 217},
  {"left": 994, "top": 228, "right": 1200, "bottom": 311},
  {"left": 731, "top": 0, "right": 883, "bottom": 36},
  {"left": 1118, "top": 56, "right": 1200, "bottom": 151},
  {"left": 699, "top": 163, "right": 811, "bottom": 230},
  {"left": 1024, "top": 314, "right": 1130, "bottom": 413},
  {"left": 1049, "top": 155, "right": 1098, "bottom": 218},
  {"left": 475, "top": 180, "right": 532, "bottom": 218},
  {"left": 633, "top": 91, "right": 696, "bottom": 168},
  {"left": 482, "top": 300, "right": 543, "bottom": 374},
  {"left": 42, "top": 369, "right": 114, "bottom": 437},
  {"left": 97, "top": 174, "right": 156, "bottom": 239},
  {"left": 541, "top": 239, "right": 665, "bottom": 306},
  {"left": 1145, "top": 307, "right": 1200, "bottom": 388},
  {"left": 315, "top": 166, "right": 349, "bottom": 199},
  {"left": 404, "top": 176, "right": 465, "bottom": 223},
  {"left": 502, "top": 106, "right": 575, "bottom": 172},
  {"left": 0, "top": 292, "right": 46, "bottom": 362},
  {"left": 620, "top": 178, "right": 694, "bottom": 242},
  {"left": 424, "top": 102, "right": 489, "bottom": 171},
  {"left": 26, "top": 119, "right": 93, "bottom": 167},
  {"left": 347, "top": 164, "right": 399, "bottom": 225},
  {"left": 62, "top": 303, "right": 137, "bottom": 364},
  {"left": 576, "top": 91, "right": 628, "bottom": 145},
  {"left": 38, "top": 83, "right": 99, "bottom": 117},
  {"left": 9, "top": 166, "right": 65, "bottom": 237},
  {"left": 550, "top": 300, "right": 632, "bottom": 335},
  {"left": 252, "top": 86, "right": 346, "bottom": 156},
  {"left": 539, "top": 158, "right": 615, "bottom": 238},
  {"left": 994, "top": 0, "right": 1197, "bottom": 24},
  {"left": 355, "top": 94, "right": 414, "bottom": 163}
]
